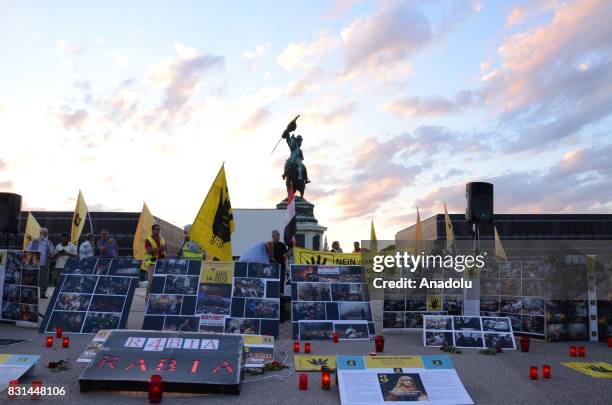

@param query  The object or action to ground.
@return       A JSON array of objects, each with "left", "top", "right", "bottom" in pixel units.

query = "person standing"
[
  {"left": 180, "top": 224, "right": 203, "bottom": 260},
  {"left": 97, "top": 229, "right": 118, "bottom": 258},
  {"left": 79, "top": 233, "right": 95, "bottom": 259},
  {"left": 27, "top": 227, "right": 54, "bottom": 298},
  {"left": 53, "top": 233, "right": 77, "bottom": 283},
  {"left": 268, "top": 230, "right": 288, "bottom": 290},
  {"left": 353, "top": 241, "right": 362, "bottom": 253},
  {"left": 144, "top": 224, "right": 166, "bottom": 294},
  {"left": 331, "top": 241, "right": 343, "bottom": 253}
]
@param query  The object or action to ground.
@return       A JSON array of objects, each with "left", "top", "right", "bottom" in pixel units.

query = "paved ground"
[{"left": 1, "top": 289, "right": 611, "bottom": 404}]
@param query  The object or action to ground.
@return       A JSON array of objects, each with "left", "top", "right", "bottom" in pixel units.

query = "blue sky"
[{"left": 1, "top": 0, "right": 612, "bottom": 250}]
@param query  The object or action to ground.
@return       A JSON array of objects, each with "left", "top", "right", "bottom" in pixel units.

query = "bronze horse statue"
[{"left": 283, "top": 161, "right": 308, "bottom": 198}]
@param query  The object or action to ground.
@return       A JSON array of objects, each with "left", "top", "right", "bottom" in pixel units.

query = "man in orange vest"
[{"left": 144, "top": 223, "right": 166, "bottom": 294}]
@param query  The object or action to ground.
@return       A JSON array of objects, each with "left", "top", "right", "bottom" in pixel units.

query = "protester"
[
  {"left": 269, "top": 229, "right": 288, "bottom": 292},
  {"left": 144, "top": 224, "right": 167, "bottom": 294},
  {"left": 27, "top": 227, "right": 54, "bottom": 298},
  {"left": 97, "top": 229, "right": 118, "bottom": 257},
  {"left": 180, "top": 224, "right": 203, "bottom": 259},
  {"left": 53, "top": 233, "right": 77, "bottom": 283},
  {"left": 79, "top": 233, "right": 95, "bottom": 259},
  {"left": 353, "top": 241, "right": 362, "bottom": 253},
  {"left": 331, "top": 241, "right": 343, "bottom": 253}
]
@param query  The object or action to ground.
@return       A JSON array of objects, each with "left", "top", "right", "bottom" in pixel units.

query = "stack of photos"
[
  {"left": 382, "top": 265, "right": 459, "bottom": 331},
  {"left": 423, "top": 315, "right": 516, "bottom": 350},
  {"left": 143, "top": 261, "right": 282, "bottom": 337},
  {"left": 39, "top": 257, "right": 140, "bottom": 334},
  {"left": 143, "top": 258, "right": 202, "bottom": 332},
  {"left": 0, "top": 250, "right": 40, "bottom": 325},
  {"left": 290, "top": 264, "right": 375, "bottom": 340},
  {"left": 480, "top": 260, "right": 547, "bottom": 336}
]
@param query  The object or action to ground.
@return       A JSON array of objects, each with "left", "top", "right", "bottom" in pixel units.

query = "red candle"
[
  {"left": 321, "top": 370, "right": 331, "bottom": 390},
  {"left": 304, "top": 343, "right": 311, "bottom": 354},
  {"left": 299, "top": 373, "right": 308, "bottom": 390},
  {"left": 148, "top": 374, "right": 164, "bottom": 403},
  {"left": 31, "top": 380, "right": 42, "bottom": 400},
  {"left": 332, "top": 332, "right": 339, "bottom": 343},
  {"left": 530, "top": 366, "right": 538, "bottom": 380},
  {"left": 578, "top": 346, "right": 586, "bottom": 357},
  {"left": 608, "top": 337, "right": 612, "bottom": 348},
  {"left": 62, "top": 337, "right": 70, "bottom": 348},
  {"left": 375, "top": 335, "right": 385, "bottom": 352},
  {"left": 8, "top": 380, "right": 19, "bottom": 399},
  {"left": 542, "top": 365, "right": 551, "bottom": 379},
  {"left": 520, "top": 337, "right": 530, "bottom": 352},
  {"left": 45, "top": 336, "right": 53, "bottom": 348},
  {"left": 56, "top": 327, "right": 63, "bottom": 338},
  {"left": 570, "top": 346, "right": 577, "bottom": 357},
  {"left": 293, "top": 342, "right": 300, "bottom": 353}
]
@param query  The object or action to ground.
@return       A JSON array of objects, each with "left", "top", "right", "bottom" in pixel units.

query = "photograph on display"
[
  {"left": 522, "top": 261, "right": 547, "bottom": 278},
  {"left": 480, "top": 296, "right": 500, "bottom": 312},
  {"left": 480, "top": 279, "right": 500, "bottom": 295},
  {"left": 293, "top": 302, "right": 326, "bottom": 321},
  {"left": 298, "top": 282, "right": 332, "bottom": 301},
  {"left": 499, "top": 261, "right": 521, "bottom": 278},
  {"left": 225, "top": 317, "right": 260, "bottom": 334},
  {"left": 405, "top": 312, "right": 425, "bottom": 329},
  {"left": 20, "top": 269, "right": 39, "bottom": 286},
  {"left": 248, "top": 263, "right": 280, "bottom": 279},
  {"left": 233, "top": 278, "right": 265, "bottom": 298},
  {"left": 162, "top": 316, "right": 199, "bottom": 332},
  {"left": 291, "top": 265, "right": 318, "bottom": 282},
  {"left": 62, "top": 275, "right": 98, "bottom": 294},
  {"left": 154, "top": 258, "right": 189, "bottom": 275},
  {"left": 95, "top": 277, "right": 131, "bottom": 295},
  {"left": 89, "top": 295, "right": 126, "bottom": 313},
  {"left": 454, "top": 332, "right": 484, "bottom": 348},
  {"left": 377, "top": 373, "right": 429, "bottom": 402},
  {"left": 443, "top": 296, "right": 463, "bottom": 314},
  {"left": 425, "top": 332, "right": 454, "bottom": 347},
  {"left": 337, "top": 266, "right": 367, "bottom": 283},
  {"left": 0, "top": 250, "right": 41, "bottom": 326},
  {"left": 405, "top": 297, "right": 426, "bottom": 311},
  {"left": 500, "top": 297, "right": 522, "bottom": 313},
  {"left": 19, "top": 304, "right": 38, "bottom": 322},
  {"left": 196, "top": 284, "right": 232, "bottom": 314},
  {"left": 334, "top": 322, "right": 370, "bottom": 339},
  {"left": 82, "top": 312, "right": 121, "bottom": 334},
  {"left": 331, "top": 283, "right": 365, "bottom": 301},
  {"left": 384, "top": 299, "right": 405, "bottom": 312},
  {"left": 522, "top": 315, "right": 545, "bottom": 335},
  {"left": 484, "top": 333, "right": 515, "bottom": 349},
  {"left": 482, "top": 317, "right": 511, "bottom": 332},
  {"left": 453, "top": 316, "right": 481, "bottom": 331},
  {"left": 147, "top": 294, "right": 183, "bottom": 315},
  {"left": 522, "top": 298, "right": 545, "bottom": 316},
  {"left": 108, "top": 258, "right": 142, "bottom": 276},
  {"left": 299, "top": 321, "right": 334, "bottom": 340},
  {"left": 47, "top": 311, "right": 86, "bottom": 333},
  {"left": 164, "top": 275, "right": 199, "bottom": 295},
  {"left": 244, "top": 298, "right": 279, "bottom": 319},
  {"left": 383, "top": 312, "right": 405, "bottom": 329},
  {"left": 338, "top": 302, "right": 372, "bottom": 321},
  {"left": 425, "top": 315, "right": 453, "bottom": 330},
  {"left": 500, "top": 279, "right": 521, "bottom": 296},
  {"left": 55, "top": 293, "right": 92, "bottom": 311}
]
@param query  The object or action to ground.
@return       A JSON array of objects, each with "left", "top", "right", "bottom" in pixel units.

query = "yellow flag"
[
  {"left": 133, "top": 202, "right": 154, "bottom": 267},
  {"left": 71, "top": 190, "right": 88, "bottom": 245},
  {"left": 444, "top": 202, "right": 454, "bottom": 253},
  {"left": 189, "top": 164, "right": 235, "bottom": 261},
  {"left": 494, "top": 225, "right": 507, "bottom": 261},
  {"left": 370, "top": 220, "right": 378, "bottom": 253},
  {"left": 23, "top": 212, "right": 41, "bottom": 250},
  {"left": 415, "top": 206, "right": 422, "bottom": 254}
]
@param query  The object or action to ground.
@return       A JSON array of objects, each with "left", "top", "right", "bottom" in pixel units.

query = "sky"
[{"left": 1, "top": 0, "right": 612, "bottom": 250}]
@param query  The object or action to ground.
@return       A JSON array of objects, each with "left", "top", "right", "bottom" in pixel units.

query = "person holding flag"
[
  {"left": 180, "top": 224, "right": 203, "bottom": 259},
  {"left": 71, "top": 190, "right": 89, "bottom": 246}
]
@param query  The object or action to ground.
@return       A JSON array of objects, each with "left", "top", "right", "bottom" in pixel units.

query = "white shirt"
[
  {"left": 79, "top": 240, "right": 94, "bottom": 259},
  {"left": 54, "top": 242, "right": 77, "bottom": 269}
]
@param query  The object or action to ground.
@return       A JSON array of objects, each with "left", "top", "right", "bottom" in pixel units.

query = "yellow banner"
[
  {"left": 71, "top": 190, "right": 88, "bottom": 245},
  {"left": 293, "top": 247, "right": 361, "bottom": 266},
  {"left": 133, "top": 202, "right": 154, "bottom": 270},
  {"left": 562, "top": 362, "right": 612, "bottom": 378},
  {"left": 295, "top": 355, "right": 337, "bottom": 371},
  {"left": 364, "top": 356, "right": 424, "bottom": 369},
  {"left": 243, "top": 335, "right": 274, "bottom": 345},
  {"left": 23, "top": 212, "right": 41, "bottom": 251},
  {"left": 200, "top": 261, "right": 234, "bottom": 284}
]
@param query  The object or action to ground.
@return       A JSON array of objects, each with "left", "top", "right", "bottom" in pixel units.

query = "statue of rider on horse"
[{"left": 280, "top": 115, "right": 309, "bottom": 198}]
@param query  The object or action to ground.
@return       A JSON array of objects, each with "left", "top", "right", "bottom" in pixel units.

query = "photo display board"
[
  {"left": 382, "top": 266, "right": 457, "bottom": 332},
  {"left": 79, "top": 330, "right": 243, "bottom": 394},
  {"left": 290, "top": 264, "right": 375, "bottom": 340},
  {"left": 0, "top": 354, "right": 40, "bottom": 390},
  {"left": 423, "top": 315, "right": 516, "bottom": 350},
  {"left": 39, "top": 257, "right": 140, "bottom": 334},
  {"left": 143, "top": 260, "right": 281, "bottom": 337},
  {"left": 336, "top": 355, "right": 473, "bottom": 405},
  {"left": 0, "top": 250, "right": 40, "bottom": 327}
]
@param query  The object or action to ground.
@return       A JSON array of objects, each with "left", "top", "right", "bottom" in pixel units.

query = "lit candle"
[
  {"left": 332, "top": 332, "right": 339, "bottom": 343},
  {"left": 304, "top": 343, "right": 311, "bottom": 354},
  {"left": 293, "top": 342, "right": 300, "bottom": 353},
  {"left": 375, "top": 335, "right": 385, "bottom": 352},
  {"left": 62, "top": 336, "right": 70, "bottom": 348},
  {"left": 578, "top": 346, "right": 586, "bottom": 357},
  {"left": 45, "top": 336, "right": 53, "bottom": 348},
  {"left": 56, "top": 327, "right": 63, "bottom": 338},
  {"left": 570, "top": 346, "right": 577, "bottom": 357},
  {"left": 530, "top": 366, "right": 538, "bottom": 380},
  {"left": 321, "top": 370, "right": 331, "bottom": 390},
  {"left": 608, "top": 337, "right": 612, "bottom": 348},
  {"left": 31, "top": 380, "right": 42, "bottom": 400},
  {"left": 148, "top": 374, "right": 164, "bottom": 403},
  {"left": 542, "top": 365, "right": 551, "bottom": 379},
  {"left": 299, "top": 373, "right": 308, "bottom": 390},
  {"left": 8, "top": 380, "right": 19, "bottom": 399}
]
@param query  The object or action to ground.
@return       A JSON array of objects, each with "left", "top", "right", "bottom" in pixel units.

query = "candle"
[
  {"left": 375, "top": 335, "right": 385, "bottom": 352},
  {"left": 62, "top": 337, "right": 70, "bottom": 348},
  {"left": 530, "top": 366, "right": 538, "bottom": 380},
  {"left": 31, "top": 380, "right": 42, "bottom": 400},
  {"left": 578, "top": 346, "right": 586, "bottom": 357},
  {"left": 332, "top": 332, "right": 339, "bottom": 343},
  {"left": 148, "top": 374, "right": 164, "bottom": 403},
  {"left": 56, "top": 327, "right": 63, "bottom": 338},
  {"left": 321, "top": 370, "right": 331, "bottom": 390},
  {"left": 608, "top": 337, "right": 612, "bottom": 348},
  {"left": 520, "top": 337, "right": 529, "bottom": 352},
  {"left": 8, "top": 380, "right": 19, "bottom": 399},
  {"left": 304, "top": 343, "right": 311, "bottom": 354},
  {"left": 570, "top": 346, "right": 577, "bottom": 357},
  {"left": 45, "top": 336, "right": 53, "bottom": 348},
  {"left": 293, "top": 342, "right": 300, "bottom": 353},
  {"left": 542, "top": 365, "right": 551, "bottom": 379},
  {"left": 299, "top": 373, "right": 308, "bottom": 390}
]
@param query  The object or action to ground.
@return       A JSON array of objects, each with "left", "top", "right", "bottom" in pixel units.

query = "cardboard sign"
[
  {"left": 561, "top": 362, "right": 612, "bottom": 378},
  {"left": 0, "top": 250, "right": 40, "bottom": 327},
  {"left": 79, "top": 330, "right": 243, "bottom": 394},
  {"left": 295, "top": 355, "right": 337, "bottom": 371}
]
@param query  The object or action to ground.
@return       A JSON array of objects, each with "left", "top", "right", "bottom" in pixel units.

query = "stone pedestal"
[{"left": 277, "top": 196, "right": 327, "bottom": 250}]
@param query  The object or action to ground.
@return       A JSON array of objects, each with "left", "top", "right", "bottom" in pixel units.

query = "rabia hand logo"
[{"left": 304, "top": 254, "right": 328, "bottom": 265}]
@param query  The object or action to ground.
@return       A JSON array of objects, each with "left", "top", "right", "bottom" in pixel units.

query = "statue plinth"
[{"left": 277, "top": 196, "right": 326, "bottom": 250}]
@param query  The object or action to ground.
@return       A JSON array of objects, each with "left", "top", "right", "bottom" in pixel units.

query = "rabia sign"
[{"left": 79, "top": 330, "right": 243, "bottom": 394}]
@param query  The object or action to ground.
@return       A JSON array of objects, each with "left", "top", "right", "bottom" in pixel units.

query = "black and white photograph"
[
  {"left": 425, "top": 315, "right": 453, "bottom": 330},
  {"left": 331, "top": 283, "right": 364, "bottom": 301},
  {"left": 82, "top": 312, "right": 121, "bottom": 333},
  {"left": 334, "top": 322, "right": 369, "bottom": 339},
  {"left": 298, "top": 282, "right": 332, "bottom": 301},
  {"left": 225, "top": 317, "right": 260, "bottom": 334},
  {"left": 299, "top": 321, "right": 334, "bottom": 340},
  {"left": 196, "top": 283, "right": 232, "bottom": 314},
  {"left": 233, "top": 278, "right": 265, "bottom": 298},
  {"left": 55, "top": 293, "right": 92, "bottom": 311},
  {"left": 453, "top": 316, "right": 481, "bottom": 331},
  {"left": 164, "top": 275, "right": 199, "bottom": 295},
  {"left": 293, "top": 302, "right": 326, "bottom": 321},
  {"left": 146, "top": 294, "right": 183, "bottom": 315},
  {"left": 482, "top": 317, "right": 511, "bottom": 332},
  {"left": 454, "top": 331, "right": 484, "bottom": 347},
  {"left": 61, "top": 275, "right": 98, "bottom": 294},
  {"left": 245, "top": 298, "right": 279, "bottom": 319},
  {"left": 338, "top": 302, "right": 371, "bottom": 321},
  {"left": 484, "top": 333, "right": 515, "bottom": 349},
  {"left": 425, "top": 331, "right": 454, "bottom": 347}
]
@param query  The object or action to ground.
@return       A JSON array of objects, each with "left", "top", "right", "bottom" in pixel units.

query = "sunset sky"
[{"left": 1, "top": 0, "right": 612, "bottom": 249}]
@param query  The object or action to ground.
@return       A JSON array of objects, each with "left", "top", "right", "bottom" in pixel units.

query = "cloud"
[
  {"left": 307, "top": 101, "right": 357, "bottom": 126},
  {"left": 0, "top": 180, "right": 13, "bottom": 190},
  {"left": 285, "top": 66, "right": 322, "bottom": 97},
  {"left": 277, "top": 33, "right": 338, "bottom": 71},
  {"left": 240, "top": 107, "right": 271, "bottom": 131},
  {"left": 325, "top": 0, "right": 360, "bottom": 20},
  {"left": 242, "top": 42, "right": 270, "bottom": 67},
  {"left": 382, "top": 91, "right": 478, "bottom": 117},
  {"left": 55, "top": 107, "right": 89, "bottom": 130},
  {"left": 56, "top": 40, "right": 85, "bottom": 54},
  {"left": 0, "top": 159, "right": 6, "bottom": 171}
]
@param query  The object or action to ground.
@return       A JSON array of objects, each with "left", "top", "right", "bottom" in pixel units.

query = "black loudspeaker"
[
  {"left": 0, "top": 192, "right": 22, "bottom": 234},
  {"left": 465, "top": 182, "right": 493, "bottom": 223}
]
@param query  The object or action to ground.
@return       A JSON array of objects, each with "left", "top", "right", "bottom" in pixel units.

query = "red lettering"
[
  {"left": 191, "top": 360, "right": 200, "bottom": 373},
  {"left": 212, "top": 360, "right": 234, "bottom": 374},
  {"left": 98, "top": 355, "right": 119, "bottom": 369},
  {"left": 124, "top": 358, "right": 147, "bottom": 372},
  {"left": 156, "top": 358, "right": 177, "bottom": 372}
]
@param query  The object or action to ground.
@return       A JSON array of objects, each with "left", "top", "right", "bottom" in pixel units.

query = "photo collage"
[
  {"left": 480, "top": 260, "right": 548, "bottom": 337},
  {"left": 423, "top": 315, "right": 516, "bottom": 350},
  {"left": 143, "top": 260, "right": 281, "bottom": 337},
  {"left": 0, "top": 250, "right": 40, "bottom": 325},
  {"left": 39, "top": 257, "right": 140, "bottom": 334},
  {"left": 290, "top": 264, "right": 375, "bottom": 340},
  {"left": 382, "top": 266, "right": 462, "bottom": 331}
]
